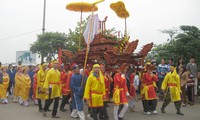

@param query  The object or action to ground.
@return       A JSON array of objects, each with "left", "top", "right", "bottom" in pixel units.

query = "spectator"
[
  {"left": 167, "top": 58, "right": 174, "bottom": 72},
  {"left": 134, "top": 71, "right": 140, "bottom": 99},
  {"left": 28, "top": 65, "right": 34, "bottom": 99},
  {"left": 186, "top": 56, "right": 198, "bottom": 103},
  {"left": 7, "top": 64, "right": 16, "bottom": 95},
  {"left": 178, "top": 66, "right": 189, "bottom": 107},
  {"left": 157, "top": 59, "right": 168, "bottom": 94},
  {"left": 176, "top": 57, "right": 184, "bottom": 73}
]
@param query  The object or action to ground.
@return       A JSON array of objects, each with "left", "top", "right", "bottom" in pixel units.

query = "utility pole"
[
  {"left": 42, "top": 0, "right": 46, "bottom": 34},
  {"left": 41, "top": 0, "right": 46, "bottom": 62}
]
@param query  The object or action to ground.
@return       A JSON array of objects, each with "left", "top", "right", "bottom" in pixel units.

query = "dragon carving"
[
  {"left": 61, "top": 50, "right": 74, "bottom": 64},
  {"left": 104, "top": 50, "right": 118, "bottom": 65},
  {"left": 124, "top": 39, "right": 139, "bottom": 55},
  {"left": 138, "top": 42, "right": 153, "bottom": 57}
]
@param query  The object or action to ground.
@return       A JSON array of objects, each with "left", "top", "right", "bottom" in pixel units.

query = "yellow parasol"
[
  {"left": 66, "top": 2, "right": 98, "bottom": 12},
  {"left": 66, "top": 2, "right": 98, "bottom": 50},
  {"left": 110, "top": 1, "right": 130, "bottom": 37}
]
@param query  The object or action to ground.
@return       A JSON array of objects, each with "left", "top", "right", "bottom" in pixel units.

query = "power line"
[{"left": 0, "top": 29, "right": 41, "bottom": 41}]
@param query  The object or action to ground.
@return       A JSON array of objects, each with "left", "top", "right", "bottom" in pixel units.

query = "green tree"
[
  {"left": 175, "top": 25, "right": 200, "bottom": 64},
  {"left": 160, "top": 27, "right": 178, "bottom": 41},
  {"left": 151, "top": 25, "right": 200, "bottom": 67},
  {"left": 66, "top": 19, "right": 87, "bottom": 51},
  {"left": 30, "top": 32, "right": 68, "bottom": 62}
]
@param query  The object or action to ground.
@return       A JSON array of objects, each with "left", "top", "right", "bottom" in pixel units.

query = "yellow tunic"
[
  {"left": 21, "top": 74, "right": 31, "bottom": 101},
  {"left": 0, "top": 73, "right": 10, "bottom": 99},
  {"left": 14, "top": 73, "right": 23, "bottom": 97},
  {"left": 43, "top": 68, "right": 61, "bottom": 99},
  {"left": 161, "top": 72, "right": 181, "bottom": 102},
  {"left": 84, "top": 73, "right": 105, "bottom": 107},
  {"left": 36, "top": 66, "right": 48, "bottom": 99}
]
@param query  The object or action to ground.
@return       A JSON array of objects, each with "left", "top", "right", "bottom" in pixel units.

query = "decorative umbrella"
[
  {"left": 110, "top": 1, "right": 130, "bottom": 36},
  {"left": 110, "top": 1, "right": 130, "bottom": 53},
  {"left": 66, "top": 2, "right": 98, "bottom": 50}
]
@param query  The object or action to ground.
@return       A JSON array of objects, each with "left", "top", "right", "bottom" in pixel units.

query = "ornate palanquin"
[{"left": 61, "top": 33, "right": 153, "bottom": 70}]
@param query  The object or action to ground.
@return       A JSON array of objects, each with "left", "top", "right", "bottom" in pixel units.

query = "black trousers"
[
  {"left": 187, "top": 86, "right": 194, "bottom": 102},
  {"left": 118, "top": 104, "right": 124, "bottom": 114},
  {"left": 7, "top": 81, "right": 12, "bottom": 95},
  {"left": 29, "top": 84, "right": 33, "bottom": 99},
  {"left": 60, "top": 95, "right": 67, "bottom": 110},
  {"left": 43, "top": 88, "right": 53, "bottom": 110},
  {"left": 91, "top": 107, "right": 103, "bottom": 120},
  {"left": 38, "top": 99, "right": 42, "bottom": 110},
  {"left": 99, "top": 102, "right": 109, "bottom": 118},
  {"left": 143, "top": 99, "right": 157, "bottom": 112},
  {"left": 43, "top": 88, "right": 59, "bottom": 116}
]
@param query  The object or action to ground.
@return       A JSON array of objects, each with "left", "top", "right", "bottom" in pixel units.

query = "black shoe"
[
  {"left": 60, "top": 108, "right": 67, "bottom": 112},
  {"left": 177, "top": 112, "right": 184, "bottom": 115},
  {"left": 161, "top": 108, "right": 165, "bottom": 113},
  {"left": 177, "top": 110, "right": 184, "bottom": 115},
  {"left": 118, "top": 117, "right": 123, "bottom": 120},
  {"left": 52, "top": 115, "right": 60, "bottom": 118},
  {"left": 47, "top": 109, "right": 52, "bottom": 112}
]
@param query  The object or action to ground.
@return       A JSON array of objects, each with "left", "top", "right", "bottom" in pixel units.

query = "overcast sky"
[{"left": 0, "top": 0, "right": 199, "bottom": 64}]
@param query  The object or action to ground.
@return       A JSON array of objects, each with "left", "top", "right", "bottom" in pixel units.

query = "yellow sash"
[{"left": 113, "top": 86, "right": 123, "bottom": 104}]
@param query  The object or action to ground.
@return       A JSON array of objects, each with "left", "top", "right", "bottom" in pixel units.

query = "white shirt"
[{"left": 134, "top": 75, "right": 140, "bottom": 89}]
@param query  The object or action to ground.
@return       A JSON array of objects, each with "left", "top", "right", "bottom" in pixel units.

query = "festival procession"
[{"left": 0, "top": 0, "right": 200, "bottom": 120}]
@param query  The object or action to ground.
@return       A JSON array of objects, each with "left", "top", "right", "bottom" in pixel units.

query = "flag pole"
[
  {"left": 82, "top": 7, "right": 94, "bottom": 87},
  {"left": 82, "top": 0, "right": 105, "bottom": 87},
  {"left": 79, "top": 9, "right": 83, "bottom": 51}
]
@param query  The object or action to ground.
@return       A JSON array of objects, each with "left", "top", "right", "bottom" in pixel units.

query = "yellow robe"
[
  {"left": 84, "top": 73, "right": 105, "bottom": 107},
  {"left": 43, "top": 68, "right": 61, "bottom": 99},
  {"left": 0, "top": 73, "right": 10, "bottom": 99},
  {"left": 14, "top": 73, "right": 23, "bottom": 97},
  {"left": 36, "top": 66, "right": 48, "bottom": 99},
  {"left": 161, "top": 72, "right": 181, "bottom": 102},
  {"left": 21, "top": 74, "right": 31, "bottom": 101}
]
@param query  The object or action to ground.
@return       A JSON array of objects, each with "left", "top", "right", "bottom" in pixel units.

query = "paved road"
[{"left": 0, "top": 97, "right": 200, "bottom": 120}]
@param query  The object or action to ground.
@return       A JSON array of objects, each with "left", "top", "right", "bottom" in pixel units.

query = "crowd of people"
[{"left": 0, "top": 55, "right": 199, "bottom": 120}]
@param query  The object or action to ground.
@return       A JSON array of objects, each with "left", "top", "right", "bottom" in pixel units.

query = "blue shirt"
[
  {"left": 70, "top": 73, "right": 86, "bottom": 96},
  {"left": 157, "top": 64, "right": 168, "bottom": 78},
  {"left": 28, "top": 70, "right": 34, "bottom": 83},
  {"left": 6, "top": 69, "right": 16, "bottom": 85}
]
